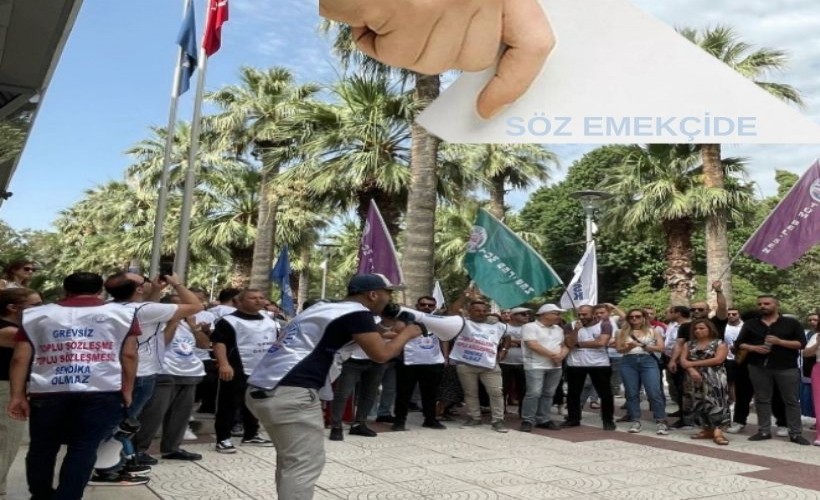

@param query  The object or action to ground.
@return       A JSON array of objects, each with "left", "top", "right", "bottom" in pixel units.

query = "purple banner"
[
  {"left": 357, "top": 200, "right": 404, "bottom": 284},
  {"left": 742, "top": 161, "right": 820, "bottom": 268}
]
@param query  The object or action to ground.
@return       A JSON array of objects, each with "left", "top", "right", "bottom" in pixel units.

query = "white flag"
[
  {"left": 432, "top": 280, "right": 446, "bottom": 309},
  {"left": 560, "top": 241, "right": 597, "bottom": 309}
]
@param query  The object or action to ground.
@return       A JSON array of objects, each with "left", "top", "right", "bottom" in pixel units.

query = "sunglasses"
[
  {"left": 628, "top": 315, "right": 644, "bottom": 319},
  {"left": 691, "top": 308, "right": 706, "bottom": 312},
  {"left": 22, "top": 267, "right": 36, "bottom": 272},
  {"left": 418, "top": 303, "right": 436, "bottom": 308}
]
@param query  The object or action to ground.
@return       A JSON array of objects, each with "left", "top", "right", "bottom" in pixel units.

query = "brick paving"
[{"left": 6, "top": 404, "right": 820, "bottom": 499}]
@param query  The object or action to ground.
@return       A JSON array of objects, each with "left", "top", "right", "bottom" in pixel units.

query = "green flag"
[{"left": 464, "top": 209, "right": 562, "bottom": 308}]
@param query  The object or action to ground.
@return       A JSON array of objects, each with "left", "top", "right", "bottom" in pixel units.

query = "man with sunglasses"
[
  {"left": 736, "top": 296, "right": 809, "bottom": 445},
  {"left": 392, "top": 296, "right": 448, "bottom": 431}
]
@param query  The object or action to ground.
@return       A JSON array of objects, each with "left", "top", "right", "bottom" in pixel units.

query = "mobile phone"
[{"left": 159, "top": 257, "right": 175, "bottom": 280}]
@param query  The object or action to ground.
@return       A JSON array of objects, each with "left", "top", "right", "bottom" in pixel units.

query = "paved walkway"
[{"left": 6, "top": 405, "right": 820, "bottom": 499}]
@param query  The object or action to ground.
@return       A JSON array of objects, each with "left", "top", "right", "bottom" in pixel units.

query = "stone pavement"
[{"left": 6, "top": 405, "right": 820, "bottom": 499}]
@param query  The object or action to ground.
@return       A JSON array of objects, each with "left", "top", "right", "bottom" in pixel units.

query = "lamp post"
[
  {"left": 570, "top": 190, "right": 611, "bottom": 244},
  {"left": 318, "top": 243, "right": 339, "bottom": 299}
]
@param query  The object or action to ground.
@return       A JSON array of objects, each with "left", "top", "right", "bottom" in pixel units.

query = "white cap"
[
  {"left": 509, "top": 307, "right": 532, "bottom": 314},
  {"left": 536, "top": 304, "right": 566, "bottom": 315}
]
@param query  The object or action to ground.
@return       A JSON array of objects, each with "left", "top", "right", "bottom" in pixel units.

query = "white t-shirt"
[
  {"left": 664, "top": 322, "right": 680, "bottom": 356},
  {"left": 521, "top": 321, "right": 565, "bottom": 370},
  {"left": 723, "top": 321, "right": 743, "bottom": 361},
  {"left": 500, "top": 324, "right": 524, "bottom": 365},
  {"left": 191, "top": 310, "right": 217, "bottom": 361},
  {"left": 209, "top": 304, "right": 236, "bottom": 320}
]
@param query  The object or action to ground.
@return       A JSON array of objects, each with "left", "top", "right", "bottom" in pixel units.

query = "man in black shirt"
[
  {"left": 736, "top": 295, "right": 809, "bottom": 445},
  {"left": 245, "top": 274, "right": 422, "bottom": 500}
]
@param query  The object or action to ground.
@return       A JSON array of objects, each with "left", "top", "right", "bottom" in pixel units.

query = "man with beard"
[{"left": 736, "top": 296, "right": 809, "bottom": 445}]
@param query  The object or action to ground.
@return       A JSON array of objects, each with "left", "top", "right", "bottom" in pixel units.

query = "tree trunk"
[
  {"left": 663, "top": 218, "right": 695, "bottom": 306},
  {"left": 401, "top": 73, "right": 441, "bottom": 305},
  {"left": 229, "top": 245, "right": 254, "bottom": 288},
  {"left": 249, "top": 156, "right": 280, "bottom": 295},
  {"left": 489, "top": 176, "right": 506, "bottom": 220},
  {"left": 297, "top": 244, "right": 311, "bottom": 311},
  {"left": 702, "top": 143, "right": 733, "bottom": 308}
]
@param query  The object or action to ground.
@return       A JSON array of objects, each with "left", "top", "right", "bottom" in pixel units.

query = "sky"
[{"left": 3, "top": 0, "right": 820, "bottom": 231}]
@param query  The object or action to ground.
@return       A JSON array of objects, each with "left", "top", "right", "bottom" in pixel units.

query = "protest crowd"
[{"left": 0, "top": 258, "right": 818, "bottom": 499}]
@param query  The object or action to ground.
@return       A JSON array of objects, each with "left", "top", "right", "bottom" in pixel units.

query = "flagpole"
[
  {"left": 174, "top": 0, "right": 212, "bottom": 281},
  {"left": 149, "top": 0, "right": 189, "bottom": 278}
]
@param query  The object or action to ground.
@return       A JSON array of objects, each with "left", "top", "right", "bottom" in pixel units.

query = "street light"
[
  {"left": 570, "top": 190, "right": 612, "bottom": 244},
  {"left": 317, "top": 243, "right": 340, "bottom": 299}
]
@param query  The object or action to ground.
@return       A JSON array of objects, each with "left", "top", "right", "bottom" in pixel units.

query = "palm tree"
[
  {"left": 680, "top": 26, "right": 803, "bottom": 304},
  {"left": 209, "top": 67, "right": 321, "bottom": 295},
  {"left": 324, "top": 22, "right": 443, "bottom": 302},
  {"left": 441, "top": 144, "right": 557, "bottom": 219},
  {"left": 281, "top": 75, "right": 414, "bottom": 236},
  {"left": 599, "top": 144, "right": 752, "bottom": 305}
]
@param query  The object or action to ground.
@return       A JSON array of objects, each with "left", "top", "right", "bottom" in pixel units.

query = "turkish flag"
[{"left": 203, "top": 0, "right": 228, "bottom": 57}]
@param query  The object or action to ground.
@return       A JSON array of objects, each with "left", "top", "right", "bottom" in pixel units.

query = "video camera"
[{"left": 381, "top": 302, "right": 430, "bottom": 337}]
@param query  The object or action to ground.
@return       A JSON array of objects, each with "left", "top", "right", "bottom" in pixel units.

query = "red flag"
[{"left": 202, "top": 0, "right": 228, "bottom": 57}]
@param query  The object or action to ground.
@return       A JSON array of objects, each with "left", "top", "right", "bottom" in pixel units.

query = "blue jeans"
[
  {"left": 27, "top": 392, "right": 124, "bottom": 500},
  {"left": 522, "top": 368, "right": 562, "bottom": 424},
  {"left": 619, "top": 354, "right": 666, "bottom": 421},
  {"left": 127, "top": 374, "right": 157, "bottom": 421}
]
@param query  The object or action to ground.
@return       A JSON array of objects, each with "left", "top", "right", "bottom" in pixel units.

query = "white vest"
[
  {"left": 450, "top": 320, "right": 507, "bottom": 369},
  {"left": 162, "top": 323, "right": 206, "bottom": 377},
  {"left": 567, "top": 321, "right": 610, "bottom": 367},
  {"left": 23, "top": 303, "right": 135, "bottom": 393},
  {"left": 222, "top": 314, "right": 278, "bottom": 376},
  {"left": 404, "top": 334, "right": 445, "bottom": 365},
  {"left": 248, "top": 301, "right": 367, "bottom": 390}
]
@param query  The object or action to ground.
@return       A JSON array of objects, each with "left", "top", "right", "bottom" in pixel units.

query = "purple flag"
[
  {"left": 357, "top": 200, "right": 404, "bottom": 284},
  {"left": 742, "top": 160, "right": 820, "bottom": 268}
]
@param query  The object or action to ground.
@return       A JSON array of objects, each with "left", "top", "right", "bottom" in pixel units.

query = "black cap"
[{"left": 347, "top": 273, "right": 405, "bottom": 295}]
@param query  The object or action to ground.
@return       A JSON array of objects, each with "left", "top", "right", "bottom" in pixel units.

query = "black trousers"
[
  {"left": 732, "top": 361, "right": 787, "bottom": 426},
  {"left": 566, "top": 366, "right": 614, "bottom": 424},
  {"left": 215, "top": 373, "right": 259, "bottom": 442},
  {"left": 394, "top": 362, "right": 443, "bottom": 423}
]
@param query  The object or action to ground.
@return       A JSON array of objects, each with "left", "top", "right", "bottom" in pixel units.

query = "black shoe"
[
  {"left": 329, "top": 427, "right": 344, "bottom": 441},
  {"left": 790, "top": 435, "right": 810, "bottom": 445},
  {"left": 668, "top": 410, "right": 681, "bottom": 417},
  {"left": 375, "top": 415, "right": 396, "bottom": 423},
  {"left": 408, "top": 402, "right": 422, "bottom": 412},
  {"left": 162, "top": 449, "right": 202, "bottom": 461},
  {"left": 122, "top": 463, "right": 152, "bottom": 476},
  {"left": 559, "top": 420, "right": 580, "bottom": 428},
  {"left": 88, "top": 472, "right": 150, "bottom": 486},
  {"left": 349, "top": 423, "right": 377, "bottom": 437},
  {"left": 535, "top": 421, "right": 561, "bottom": 431},
  {"left": 616, "top": 414, "right": 631, "bottom": 422},
  {"left": 748, "top": 432, "right": 772, "bottom": 441},
  {"left": 422, "top": 419, "right": 446, "bottom": 430},
  {"left": 392, "top": 422, "right": 407, "bottom": 431},
  {"left": 520, "top": 421, "right": 533, "bottom": 432},
  {"left": 134, "top": 452, "right": 158, "bottom": 466},
  {"left": 603, "top": 422, "right": 617, "bottom": 431},
  {"left": 230, "top": 423, "right": 244, "bottom": 437}
]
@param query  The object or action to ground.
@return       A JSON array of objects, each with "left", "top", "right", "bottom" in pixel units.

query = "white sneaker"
[
  {"left": 183, "top": 428, "right": 197, "bottom": 441},
  {"left": 776, "top": 426, "right": 789, "bottom": 437},
  {"left": 726, "top": 423, "right": 745, "bottom": 434},
  {"left": 215, "top": 439, "right": 237, "bottom": 454},
  {"left": 656, "top": 422, "right": 669, "bottom": 435},
  {"left": 628, "top": 422, "right": 642, "bottom": 433},
  {"left": 813, "top": 440, "right": 820, "bottom": 447}
]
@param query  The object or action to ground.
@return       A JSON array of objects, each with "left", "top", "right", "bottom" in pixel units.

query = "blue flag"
[
  {"left": 271, "top": 245, "right": 295, "bottom": 317},
  {"left": 175, "top": 0, "right": 198, "bottom": 96}
]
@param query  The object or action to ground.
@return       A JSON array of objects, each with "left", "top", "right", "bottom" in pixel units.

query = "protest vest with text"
[
  {"left": 23, "top": 303, "right": 134, "bottom": 393},
  {"left": 450, "top": 321, "right": 507, "bottom": 369}
]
